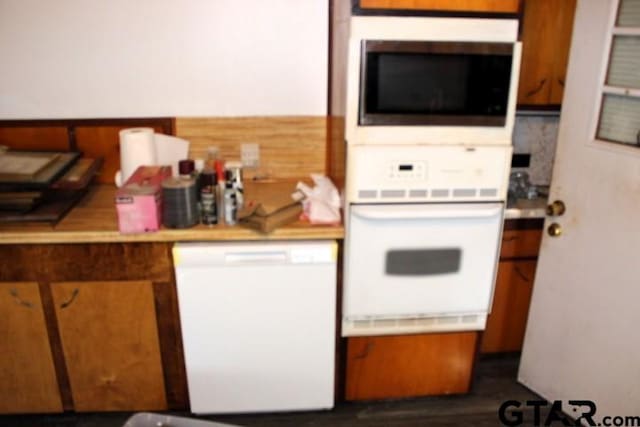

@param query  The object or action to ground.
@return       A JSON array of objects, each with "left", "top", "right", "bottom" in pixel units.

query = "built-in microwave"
[{"left": 344, "top": 17, "right": 522, "bottom": 146}]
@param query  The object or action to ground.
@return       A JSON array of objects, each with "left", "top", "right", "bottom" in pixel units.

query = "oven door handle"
[{"left": 351, "top": 204, "right": 502, "bottom": 220}]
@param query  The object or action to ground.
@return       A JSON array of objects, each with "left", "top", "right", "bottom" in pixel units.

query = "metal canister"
[{"left": 162, "top": 177, "right": 199, "bottom": 229}]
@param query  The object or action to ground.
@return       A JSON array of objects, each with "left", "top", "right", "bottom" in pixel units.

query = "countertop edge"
[
  {"left": 0, "top": 227, "right": 345, "bottom": 245},
  {"left": 504, "top": 207, "right": 546, "bottom": 220}
]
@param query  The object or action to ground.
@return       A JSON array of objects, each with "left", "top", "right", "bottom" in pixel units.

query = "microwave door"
[{"left": 359, "top": 41, "right": 513, "bottom": 127}]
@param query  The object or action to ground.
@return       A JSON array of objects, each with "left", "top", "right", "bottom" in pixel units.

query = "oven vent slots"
[
  {"left": 381, "top": 190, "right": 406, "bottom": 198},
  {"left": 358, "top": 190, "right": 378, "bottom": 199},
  {"left": 453, "top": 189, "right": 477, "bottom": 198},
  {"left": 343, "top": 314, "right": 485, "bottom": 336},
  {"left": 373, "top": 318, "right": 398, "bottom": 327},
  {"left": 356, "top": 188, "right": 501, "bottom": 200},
  {"left": 462, "top": 315, "right": 480, "bottom": 323},
  {"left": 437, "top": 316, "right": 460, "bottom": 324},
  {"left": 480, "top": 188, "right": 498, "bottom": 197},
  {"left": 431, "top": 189, "right": 450, "bottom": 198},
  {"left": 409, "top": 189, "right": 428, "bottom": 198}
]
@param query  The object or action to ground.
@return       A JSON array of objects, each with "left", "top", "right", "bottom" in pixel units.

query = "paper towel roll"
[
  {"left": 116, "top": 127, "right": 156, "bottom": 186},
  {"left": 154, "top": 134, "right": 190, "bottom": 178}
]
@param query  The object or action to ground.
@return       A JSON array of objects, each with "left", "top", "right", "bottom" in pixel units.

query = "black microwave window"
[{"left": 360, "top": 41, "right": 513, "bottom": 126}]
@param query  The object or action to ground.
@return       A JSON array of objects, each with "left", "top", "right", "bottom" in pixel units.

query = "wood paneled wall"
[
  {"left": 1, "top": 116, "right": 331, "bottom": 183},
  {"left": 175, "top": 117, "right": 328, "bottom": 180}
]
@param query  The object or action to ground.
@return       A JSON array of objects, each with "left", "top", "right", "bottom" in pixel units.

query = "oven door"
[{"left": 343, "top": 202, "right": 503, "bottom": 336}]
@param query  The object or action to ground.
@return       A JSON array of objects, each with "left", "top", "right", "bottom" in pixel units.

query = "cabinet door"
[
  {"left": 518, "top": 0, "right": 556, "bottom": 105},
  {"left": 359, "top": 0, "right": 520, "bottom": 13},
  {"left": 548, "top": 0, "right": 577, "bottom": 104},
  {"left": 517, "top": 0, "right": 577, "bottom": 106},
  {"left": 0, "top": 127, "right": 70, "bottom": 151},
  {"left": 51, "top": 281, "right": 167, "bottom": 412},
  {"left": 481, "top": 260, "right": 537, "bottom": 353},
  {"left": 0, "top": 282, "right": 63, "bottom": 414},
  {"left": 345, "top": 332, "right": 477, "bottom": 400}
]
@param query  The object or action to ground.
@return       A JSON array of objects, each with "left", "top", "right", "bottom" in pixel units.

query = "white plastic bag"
[{"left": 296, "top": 174, "right": 342, "bottom": 225}]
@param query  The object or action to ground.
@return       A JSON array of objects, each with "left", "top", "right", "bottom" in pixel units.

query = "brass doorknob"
[
  {"left": 546, "top": 200, "right": 566, "bottom": 216},
  {"left": 548, "top": 223, "right": 562, "bottom": 237}
]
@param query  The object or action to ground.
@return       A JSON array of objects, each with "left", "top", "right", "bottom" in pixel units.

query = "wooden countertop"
[{"left": 0, "top": 180, "right": 344, "bottom": 244}]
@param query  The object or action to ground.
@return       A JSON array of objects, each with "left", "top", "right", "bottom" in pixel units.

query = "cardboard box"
[
  {"left": 238, "top": 181, "right": 303, "bottom": 233},
  {"left": 115, "top": 166, "right": 171, "bottom": 233}
]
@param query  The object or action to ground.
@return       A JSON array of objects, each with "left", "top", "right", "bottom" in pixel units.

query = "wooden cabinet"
[
  {"left": 345, "top": 332, "right": 478, "bottom": 400},
  {"left": 359, "top": 0, "right": 521, "bottom": 13},
  {"left": 0, "top": 126, "right": 70, "bottom": 151},
  {"left": 517, "top": 0, "right": 577, "bottom": 106},
  {"left": 481, "top": 225, "right": 543, "bottom": 353},
  {"left": 0, "top": 282, "right": 63, "bottom": 414},
  {"left": 51, "top": 281, "right": 167, "bottom": 412},
  {"left": 0, "top": 243, "right": 187, "bottom": 414},
  {"left": 481, "top": 260, "right": 537, "bottom": 352}
]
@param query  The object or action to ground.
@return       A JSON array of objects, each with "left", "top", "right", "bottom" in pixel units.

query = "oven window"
[
  {"left": 385, "top": 248, "right": 461, "bottom": 276},
  {"left": 361, "top": 41, "right": 513, "bottom": 126}
]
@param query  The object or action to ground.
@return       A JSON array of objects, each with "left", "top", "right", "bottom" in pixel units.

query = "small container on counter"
[{"left": 162, "top": 177, "right": 199, "bottom": 229}]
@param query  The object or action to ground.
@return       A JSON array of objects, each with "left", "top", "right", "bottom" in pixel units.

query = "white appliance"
[
  {"left": 173, "top": 241, "right": 337, "bottom": 414},
  {"left": 344, "top": 16, "right": 521, "bottom": 146},
  {"left": 343, "top": 145, "right": 509, "bottom": 336},
  {"left": 339, "top": 15, "right": 520, "bottom": 337}
]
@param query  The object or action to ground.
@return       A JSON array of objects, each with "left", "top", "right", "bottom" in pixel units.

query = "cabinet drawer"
[
  {"left": 346, "top": 332, "right": 477, "bottom": 400},
  {"left": 500, "top": 229, "right": 542, "bottom": 259}
]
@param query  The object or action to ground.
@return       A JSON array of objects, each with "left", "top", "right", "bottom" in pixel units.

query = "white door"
[{"left": 519, "top": 0, "right": 640, "bottom": 420}]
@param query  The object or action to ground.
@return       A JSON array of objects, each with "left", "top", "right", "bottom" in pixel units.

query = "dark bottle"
[{"left": 199, "top": 168, "right": 218, "bottom": 225}]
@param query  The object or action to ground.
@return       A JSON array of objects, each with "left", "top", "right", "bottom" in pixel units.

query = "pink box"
[{"left": 115, "top": 166, "right": 172, "bottom": 234}]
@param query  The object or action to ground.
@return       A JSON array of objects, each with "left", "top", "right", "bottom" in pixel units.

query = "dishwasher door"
[{"left": 173, "top": 241, "right": 337, "bottom": 414}]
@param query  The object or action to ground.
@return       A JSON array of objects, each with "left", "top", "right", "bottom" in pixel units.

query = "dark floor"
[{"left": 1, "top": 354, "right": 540, "bottom": 427}]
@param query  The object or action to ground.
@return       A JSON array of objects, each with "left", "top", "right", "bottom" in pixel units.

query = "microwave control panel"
[{"left": 387, "top": 162, "right": 426, "bottom": 180}]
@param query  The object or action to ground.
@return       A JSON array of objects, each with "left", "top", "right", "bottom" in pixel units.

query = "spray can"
[
  {"left": 199, "top": 169, "right": 217, "bottom": 225},
  {"left": 223, "top": 181, "right": 237, "bottom": 225}
]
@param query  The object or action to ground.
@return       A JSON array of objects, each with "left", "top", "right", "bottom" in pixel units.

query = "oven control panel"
[
  {"left": 347, "top": 144, "right": 511, "bottom": 203},
  {"left": 387, "top": 162, "right": 426, "bottom": 180}
]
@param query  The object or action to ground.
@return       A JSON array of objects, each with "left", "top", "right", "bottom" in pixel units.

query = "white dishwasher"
[{"left": 173, "top": 241, "right": 337, "bottom": 414}]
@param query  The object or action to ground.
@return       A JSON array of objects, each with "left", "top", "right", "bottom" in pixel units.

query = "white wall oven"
[
  {"left": 343, "top": 145, "right": 511, "bottom": 336},
  {"left": 345, "top": 17, "right": 521, "bottom": 146}
]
